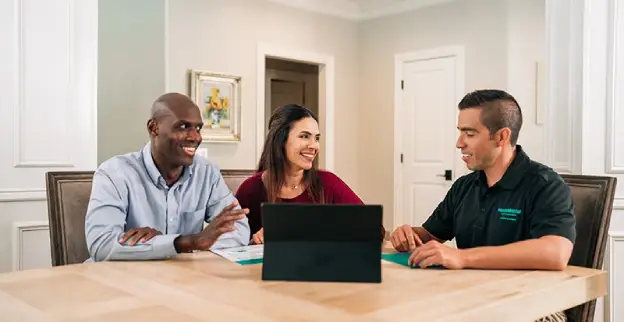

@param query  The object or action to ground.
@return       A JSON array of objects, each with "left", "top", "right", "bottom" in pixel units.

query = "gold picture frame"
[{"left": 189, "top": 69, "right": 242, "bottom": 142}]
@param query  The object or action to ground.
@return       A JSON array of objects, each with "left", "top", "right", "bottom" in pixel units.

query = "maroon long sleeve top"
[{"left": 234, "top": 170, "right": 386, "bottom": 240}]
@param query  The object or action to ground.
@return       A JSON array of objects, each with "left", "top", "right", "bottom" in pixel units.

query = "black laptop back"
[{"left": 261, "top": 203, "right": 383, "bottom": 283}]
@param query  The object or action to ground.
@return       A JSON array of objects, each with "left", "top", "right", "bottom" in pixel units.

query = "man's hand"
[
  {"left": 408, "top": 240, "right": 465, "bottom": 269},
  {"left": 251, "top": 228, "right": 264, "bottom": 244},
  {"left": 390, "top": 224, "right": 423, "bottom": 252},
  {"left": 193, "top": 201, "right": 249, "bottom": 250},
  {"left": 119, "top": 227, "right": 162, "bottom": 246}
]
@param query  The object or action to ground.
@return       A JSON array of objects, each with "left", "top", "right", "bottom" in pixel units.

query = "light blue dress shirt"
[{"left": 84, "top": 142, "right": 250, "bottom": 262}]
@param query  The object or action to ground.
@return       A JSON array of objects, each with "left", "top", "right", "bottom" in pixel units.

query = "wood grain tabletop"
[{"left": 0, "top": 242, "right": 607, "bottom": 322}]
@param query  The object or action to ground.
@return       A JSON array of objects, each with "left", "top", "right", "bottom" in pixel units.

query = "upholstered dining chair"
[
  {"left": 46, "top": 169, "right": 256, "bottom": 266},
  {"left": 560, "top": 174, "right": 617, "bottom": 322},
  {"left": 45, "top": 171, "right": 95, "bottom": 266}
]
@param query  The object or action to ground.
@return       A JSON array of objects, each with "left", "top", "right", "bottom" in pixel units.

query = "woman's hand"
[{"left": 251, "top": 228, "right": 264, "bottom": 244}]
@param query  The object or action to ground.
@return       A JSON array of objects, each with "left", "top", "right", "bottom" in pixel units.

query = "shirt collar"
[
  {"left": 141, "top": 142, "right": 193, "bottom": 187},
  {"left": 475, "top": 144, "right": 530, "bottom": 190}
]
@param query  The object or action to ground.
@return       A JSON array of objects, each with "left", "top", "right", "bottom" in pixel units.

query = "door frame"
[
  {"left": 256, "top": 43, "right": 335, "bottom": 171},
  {"left": 393, "top": 46, "right": 465, "bottom": 227}
]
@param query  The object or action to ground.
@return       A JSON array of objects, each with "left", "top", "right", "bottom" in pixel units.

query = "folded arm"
[{"left": 85, "top": 170, "right": 179, "bottom": 262}]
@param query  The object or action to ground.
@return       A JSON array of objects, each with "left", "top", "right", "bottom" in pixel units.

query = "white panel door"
[{"left": 400, "top": 56, "right": 461, "bottom": 230}]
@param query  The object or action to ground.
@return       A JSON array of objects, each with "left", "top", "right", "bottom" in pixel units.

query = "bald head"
[
  {"left": 147, "top": 92, "right": 203, "bottom": 139},
  {"left": 150, "top": 92, "right": 197, "bottom": 120}
]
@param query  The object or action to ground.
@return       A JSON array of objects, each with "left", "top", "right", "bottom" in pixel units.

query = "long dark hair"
[{"left": 257, "top": 104, "right": 324, "bottom": 203}]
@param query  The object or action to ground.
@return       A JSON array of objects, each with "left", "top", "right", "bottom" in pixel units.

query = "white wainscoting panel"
[
  {"left": 606, "top": 0, "right": 624, "bottom": 175},
  {"left": 0, "top": 0, "right": 97, "bottom": 196},
  {"left": 607, "top": 230, "right": 624, "bottom": 322},
  {"left": 11, "top": 221, "right": 51, "bottom": 271},
  {"left": 547, "top": 0, "right": 623, "bottom": 320},
  {"left": 0, "top": 0, "right": 97, "bottom": 273},
  {"left": 13, "top": 0, "right": 75, "bottom": 168},
  {"left": 544, "top": 0, "right": 583, "bottom": 174}
]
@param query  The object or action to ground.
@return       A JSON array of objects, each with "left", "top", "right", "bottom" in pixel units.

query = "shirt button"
[
  {"left": 170, "top": 218, "right": 174, "bottom": 222},
  {"left": 481, "top": 208, "right": 485, "bottom": 212}
]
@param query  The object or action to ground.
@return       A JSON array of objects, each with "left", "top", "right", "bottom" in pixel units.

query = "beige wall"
[
  {"left": 356, "top": 0, "right": 545, "bottom": 229},
  {"left": 166, "top": 0, "right": 361, "bottom": 189},
  {"left": 99, "top": 0, "right": 545, "bottom": 230},
  {"left": 98, "top": 0, "right": 166, "bottom": 164}
]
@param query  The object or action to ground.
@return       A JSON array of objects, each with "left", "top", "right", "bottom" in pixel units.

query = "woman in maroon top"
[{"left": 235, "top": 104, "right": 385, "bottom": 244}]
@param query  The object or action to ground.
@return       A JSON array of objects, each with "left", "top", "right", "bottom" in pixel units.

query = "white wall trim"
[
  {"left": 614, "top": 197, "right": 624, "bottom": 209},
  {"left": 264, "top": 0, "right": 456, "bottom": 21},
  {"left": 607, "top": 231, "right": 624, "bottom": 322},
  {"left": 393, "top": 45, "right": 465, "bottom": 228},
  {"left": 79, "top": 0, "right": 99, "bottom": 171},
  {"left": 0, "top": 189, "right": 46, "bottom": 202},
  {"left": 11, "top": 221, "right": 49, "bottom": 271},
  {"left": 605, "top": 0, "right": 624, "bottom": 174},
  {"left": 256, "top": 43, "right": 335, "bottom": 172}
]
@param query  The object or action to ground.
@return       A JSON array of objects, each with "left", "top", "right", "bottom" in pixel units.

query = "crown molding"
[{"left": 265, "top": 0, "right": 457, "bottom": 21}]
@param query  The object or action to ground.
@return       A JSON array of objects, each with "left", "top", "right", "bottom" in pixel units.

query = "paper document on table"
[{"left": 211, "top": 245, "right": 264, "bottom": 265}]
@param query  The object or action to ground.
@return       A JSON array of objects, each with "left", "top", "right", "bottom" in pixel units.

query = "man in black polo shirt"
[{"left": 390, "top": 89, "right": 576, "bottom": 272}]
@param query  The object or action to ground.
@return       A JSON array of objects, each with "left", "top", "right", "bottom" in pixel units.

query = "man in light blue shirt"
[{"left": 85, "top": 93, "right": 250, "bottom": 262}]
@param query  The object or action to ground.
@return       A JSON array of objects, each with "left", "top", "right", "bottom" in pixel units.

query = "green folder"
[
  {"left": 237, "top": 258, "right": 263, "bottom": 265},
  {"left": 381, "top": 252, "right": 413, "bottom": 268},
  {"left": 381, "top": 252, "right": 446, "bottom": 269}
]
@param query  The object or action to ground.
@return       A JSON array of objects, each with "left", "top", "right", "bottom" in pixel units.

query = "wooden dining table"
[{"left": 0, "top": 242, "right": 607, "bottom": 322}]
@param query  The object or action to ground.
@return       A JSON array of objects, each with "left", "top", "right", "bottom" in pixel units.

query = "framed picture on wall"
[{"left": 189, "top": 69, "right": 242, "bottom": 142}]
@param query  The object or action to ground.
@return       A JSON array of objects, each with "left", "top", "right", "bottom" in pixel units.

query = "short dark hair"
[{"left": 458, "top": 89, "right": 523, "bottom": 146}]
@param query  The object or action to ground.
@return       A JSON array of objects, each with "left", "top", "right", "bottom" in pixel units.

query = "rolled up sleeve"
[
  {"left": 85, "top": 170, "right": 179, "bottom": 261},
  {"left": 529, "top": 177, "right": 576, "bottom": 244},
  {"left": 204, "top": 169, "right": 250, "bottom": 249}
]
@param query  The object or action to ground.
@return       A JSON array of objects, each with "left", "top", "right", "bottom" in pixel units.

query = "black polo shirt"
[{"left": 422, "top": 145, "right": 576, "bottom": 249}]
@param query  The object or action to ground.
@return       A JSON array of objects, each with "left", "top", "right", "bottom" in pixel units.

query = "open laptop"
[{"left": 260, "top": 203, "right": 383, "bottom": 283}]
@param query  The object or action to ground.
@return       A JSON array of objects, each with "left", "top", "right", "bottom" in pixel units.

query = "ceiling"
[{"left": 265, "top": 0, "right": 458, "bottom": 21}]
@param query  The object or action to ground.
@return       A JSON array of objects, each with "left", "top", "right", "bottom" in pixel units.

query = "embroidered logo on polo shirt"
[{"left": 497, "top": 208, "right": 521, "bottom": 221}]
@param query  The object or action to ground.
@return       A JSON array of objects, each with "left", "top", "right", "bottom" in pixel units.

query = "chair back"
[
  {"left": 560, "top": 174, "right": 617, "bottom": 322},
  {"left": 222, "top": 169, "right": 256, "bottom": 193},
  {"left": 45, "top": 171, "right": 95, "bottom": 266}
]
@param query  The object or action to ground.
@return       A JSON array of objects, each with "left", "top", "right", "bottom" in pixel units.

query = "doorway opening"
[
  {"left": 256, "top": 44, "right": 335, "bottom": 171},
  {"left": 264, "top": 58, "right": 320, "bottom": 133}
]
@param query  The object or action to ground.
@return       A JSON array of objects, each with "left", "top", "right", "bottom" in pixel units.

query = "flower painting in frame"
[{"left": 189, "top": 69, "right": 242, "bottom": 142}]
